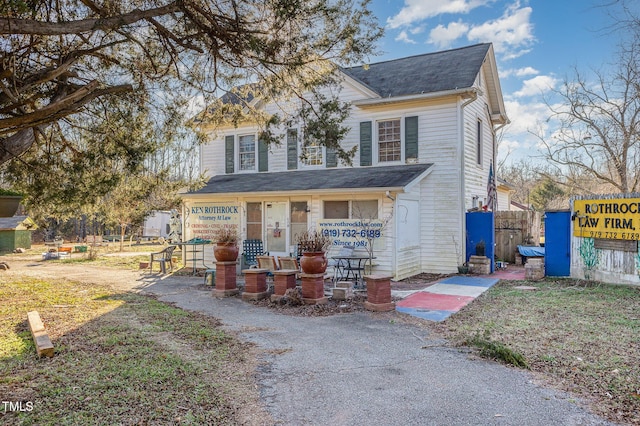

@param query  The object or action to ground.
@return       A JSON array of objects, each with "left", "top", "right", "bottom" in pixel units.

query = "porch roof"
[{"left": 186, "top": 164, "right": 433, "bottom": 196}]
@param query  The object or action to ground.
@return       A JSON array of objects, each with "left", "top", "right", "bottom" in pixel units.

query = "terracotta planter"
[
  {"left": 300, "top": 252, "right": 328, "bottom": 274},
  {"left": 214, "top": 243, "right": 239, "bottom": 262},
  {"left": 0, "top": 196, "right": 22, "bottom": 217}
]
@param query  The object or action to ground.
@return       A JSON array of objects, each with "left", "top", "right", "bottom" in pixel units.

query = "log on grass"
[{"left": 27, "top": 311, "right": 54, "bottom": 358}]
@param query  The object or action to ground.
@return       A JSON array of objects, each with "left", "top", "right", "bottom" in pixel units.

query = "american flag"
[{"left": 486, "top": 162, "right": 497, "bottom": 211}]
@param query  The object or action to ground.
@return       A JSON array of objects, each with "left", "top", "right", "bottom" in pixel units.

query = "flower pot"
[
  {"left": 0, "top": 196, "right": 22, "bottom": 217},
  {"left": 214, "top": 243, "right": 239, "bottom": 262},
  {"left": 300, "top": 251, "right": 328, "bottom": 274},
  {"left": 457, "top": 265, "right": 469, "bottom": 274}
]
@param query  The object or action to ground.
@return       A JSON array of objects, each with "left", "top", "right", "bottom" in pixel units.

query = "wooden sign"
[{"left": 573, "top": 198, "right": 640, "bottom": 240}]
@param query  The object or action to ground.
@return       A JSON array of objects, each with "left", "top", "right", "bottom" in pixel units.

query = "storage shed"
[{"left": 0, "top": 216, "right": 37, "bottom": 253}]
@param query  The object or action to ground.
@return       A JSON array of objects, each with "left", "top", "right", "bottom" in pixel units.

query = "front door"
[{"left": 265, "top": 202, "right": 287, "bottom": 255}]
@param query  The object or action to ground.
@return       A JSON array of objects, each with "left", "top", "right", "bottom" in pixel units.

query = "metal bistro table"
[
  {"left": 178, "top": 239, "right": 213, "bottom": 275},
  {"left": 332, "top": 254, "right": 375, "bottom": 288}
]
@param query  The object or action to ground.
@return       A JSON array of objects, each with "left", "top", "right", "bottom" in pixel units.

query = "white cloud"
[
  {"left": 395, "top": 30, "right": 418, "bottom": 44},
  {"left": 500, "top": 66, "right": 539, "bottom": 78},
  {"left": 512, "top": 75, "right": 558, "bottom": 97},
  {"left": 428, "top": 21, "right": 470, "bottom": 48},
  {"left": 410, "top": 25, "right": 427, "bottom": 35},
  {"left": 504, "top": 99, "right": 550, "bottom": 134},
  {"left": 515, "top": 66, "right": 539, "bottom": 77},
  {"left": 498, "top": 99, "right": 554, "bottom": 163},
  {"left": 387, "top": 0, "right": 493, "bottom": 29},
  {"left": 467, "top": 3, "right": 535, "bottom": 59},
  {"left": 500, "top": 97, "right": 574, "bottom": 164}
]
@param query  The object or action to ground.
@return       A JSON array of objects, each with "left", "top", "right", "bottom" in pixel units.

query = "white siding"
[
  {"left": 462, "top": 90, "right": 495, "bottom": 211},
  {"left": 497, "top": 188, "right": 511, "bottom": 211},
  {"left": 191, "top": 67, "right": 502, "bottom": 277}
]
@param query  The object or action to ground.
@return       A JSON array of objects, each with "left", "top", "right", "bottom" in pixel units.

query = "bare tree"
[{"left": 534, "top": 3, "right": 640, "bottom": 193}]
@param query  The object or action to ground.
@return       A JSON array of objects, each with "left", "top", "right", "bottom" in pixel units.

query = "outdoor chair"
[
  {"left": 242, "top": 239, "right": 265, "bottom": 269},
  {"left": 278, "top": 256, "right": 300, "bottom": 279},
  {"left": 256, "top": 255, "right": 278, "bottom": 278},
  {"left": 278, "top": 256, "right": 299, "bottom": 271},
  {"left": 327, "top": 245, "right": 354, "bottom": 283},
  {"left": 292, "top": 243, "right": 304, "bottom": 266},
  {"left": 149, "top": 245, "right": 176, "bottom": 273}
]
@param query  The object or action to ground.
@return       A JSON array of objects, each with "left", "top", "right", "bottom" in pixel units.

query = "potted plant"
[
  {"left": 296, "top": 229, "right": 331, "bottom": 274},
  {"left": 212, "top": 227, "right": 240, "bottom": 262},
  {"left": 0, "top": 188, "right": 23, "bottom": 217}
]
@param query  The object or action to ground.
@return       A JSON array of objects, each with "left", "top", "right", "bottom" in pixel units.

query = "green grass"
[
  {"left": 0, "top": 276, "right": 263, "bottom": 425},
  {"left": 434, "top": 278, "right": 640, "bottom": 424}
]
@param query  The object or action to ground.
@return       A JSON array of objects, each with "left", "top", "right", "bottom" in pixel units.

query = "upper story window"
[
  {"left": 302, "top": 140, "right": 324, "bottom": 166},
  {"left": 378, "top": 119, "right": 401, "bottom": 162},
  {"left": 476, "top": 119, "right": 482, "bottom": 165},
  {"left": 239, "top": 134, "right": 256, "bottom": 171}
]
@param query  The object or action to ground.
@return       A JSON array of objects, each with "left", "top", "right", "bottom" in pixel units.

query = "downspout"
[{"left": 458, "top": 90, "right": 478, "bottom": 267}]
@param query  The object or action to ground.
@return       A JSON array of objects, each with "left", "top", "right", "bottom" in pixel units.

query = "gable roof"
[
  {"left": 194, "top": 43, "right": 508, "bottom": 128},
  {"left": 342, "top": 43, "right": 491, "bottom": 98},
  {"left": 0, "top": 216, "right": 37, "bottom": 231},
  {"left": 186, "top": 164, "right": 433, "bottom": 196}
]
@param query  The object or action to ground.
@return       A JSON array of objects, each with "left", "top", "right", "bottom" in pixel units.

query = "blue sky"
[{"left": 366, "top": 0, "right": 629, "bottom": 165}]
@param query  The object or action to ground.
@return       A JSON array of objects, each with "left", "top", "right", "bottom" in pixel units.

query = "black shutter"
[
  {"left": 258, "top": 138, "right": 268, "bottom": 172},
  {"left": 225, "top": 135, "right": 234, "bottom": 174},
  {"left": 405, "top": 116, "right": 418, "bottom": 160},
  {"left": 287, "top": 129, "right": 298, "bottom": 170},
  {"left": 360, "top": 121, "right": 372, "bottom": 166}
]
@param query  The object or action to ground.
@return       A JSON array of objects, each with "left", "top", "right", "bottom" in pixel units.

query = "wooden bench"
[{"left": 27, "top": 311, "right": 54, "bottom": 357}]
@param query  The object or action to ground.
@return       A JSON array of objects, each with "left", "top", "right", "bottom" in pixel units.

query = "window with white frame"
[
  {"left": 378, "top": 119, "right": 401, "bottom": 162},
  {"left": 302, "top": 139, "right": 323, "bottom": 166},
  {"left": 323, "top": 200, "right": 378, "bottom": 219},
  {"left": 239, "top": 134, "right": 256, "bottom": 171},
  {"left": 352, "top": 200, "right": 378, "bottom": 219}
]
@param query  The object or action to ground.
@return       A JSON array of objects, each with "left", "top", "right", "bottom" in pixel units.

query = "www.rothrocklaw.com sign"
[
  {"left": 318, "top": 219, "right": 385, "bottom": 249},
  {"left": 184, "top": 202, "right": 240, "bottom": 241}
]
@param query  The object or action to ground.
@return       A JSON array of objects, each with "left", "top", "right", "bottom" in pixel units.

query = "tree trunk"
[
  {"left": 0, "top": 128, "right": 36, "bottom": 165},
  {"left": 120, "top": 224, "right": 126, "bottom": 252}
]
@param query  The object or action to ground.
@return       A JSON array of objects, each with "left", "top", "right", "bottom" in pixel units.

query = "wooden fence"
[{"left": 494, "top": 211, "right": 541, "bottom": 263}]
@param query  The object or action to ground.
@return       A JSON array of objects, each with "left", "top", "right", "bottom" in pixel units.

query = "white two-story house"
[{"left": 182, "top": 43, "right": 508, "bottom": 279}]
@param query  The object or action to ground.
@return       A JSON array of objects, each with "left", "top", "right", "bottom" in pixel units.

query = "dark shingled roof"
[
  {"left": 342, "top": 43, "right": 490, "bottom": 98},
  {"left": 189, "top": 164, "right": 433, "bottom": 194},
  {"left": 0, "top": 216, "right": 33, "bottom": 230}
]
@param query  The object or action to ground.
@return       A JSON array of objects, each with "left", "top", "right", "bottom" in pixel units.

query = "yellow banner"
[{"left": 573, "top": 198, "right": 640, "bottom": 240}]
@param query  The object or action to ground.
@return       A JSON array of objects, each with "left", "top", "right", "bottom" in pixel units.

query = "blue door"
[
  {"left": 544, "top": 211, "right": 571, "bottom": 276},
  {"left": 465, "top": 211, "right": 495, "bottom": 273}
]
